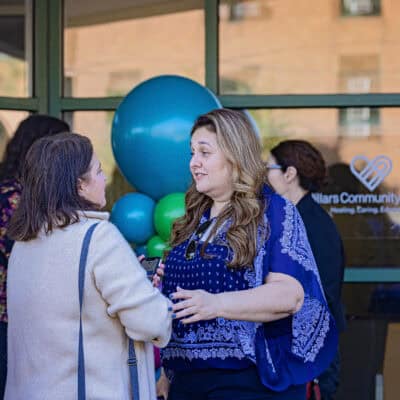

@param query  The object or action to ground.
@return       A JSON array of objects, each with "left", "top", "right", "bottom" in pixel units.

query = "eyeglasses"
[
  {"left": 185, "top": 219, "right": 214, "bottom": 260},
  {"left": 266, "top": 163, "right": 283, "bottom": 170}
]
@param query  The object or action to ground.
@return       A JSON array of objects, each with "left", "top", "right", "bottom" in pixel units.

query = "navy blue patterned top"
[{"left": 162, "top": 186, "right": 338, "bottom": 391}]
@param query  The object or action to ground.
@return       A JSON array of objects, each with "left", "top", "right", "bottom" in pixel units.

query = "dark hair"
[
  {"left": 8, "top": 132, "right": 98, "bottom": 241},
  {"left": 0, "top": 114, "right": 70, "bottom": 180},
  {"left": 270, "top": 140, "right": 326, "bottom": 192}
]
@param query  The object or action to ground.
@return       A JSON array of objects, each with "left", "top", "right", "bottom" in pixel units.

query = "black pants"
[
  {"left": 0, "top": 322, "right": 6, "bottom": 399},
  {"left": 169, "top": 367, "right": 306, "bottom": 400}
]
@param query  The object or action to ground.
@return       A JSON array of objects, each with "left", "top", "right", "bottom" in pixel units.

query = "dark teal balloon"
[
  {"left": 111, "top": 75, "right": 222, "bottom": 200},
  {"left": 110, "top": 193, "right": 155, "bottom": 244}
]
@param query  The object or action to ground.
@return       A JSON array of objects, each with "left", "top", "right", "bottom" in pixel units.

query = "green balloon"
[
  {"left": 147, "top": 235, "right": 169, "bottom": 258},
  {"left": 154, "top": 192, "right": 185, "bottom": 241}
]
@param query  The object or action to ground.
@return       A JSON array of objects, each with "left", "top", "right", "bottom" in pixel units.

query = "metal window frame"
[{"left": 0, "top": 0, "right": 399, "bottom": 282}]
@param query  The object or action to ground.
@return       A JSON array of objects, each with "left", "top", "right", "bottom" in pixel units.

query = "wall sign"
[{"left": 313, "top": 155, "right": 400, "bottom": 216}]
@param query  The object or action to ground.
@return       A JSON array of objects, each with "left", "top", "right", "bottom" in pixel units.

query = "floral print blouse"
[{"left": 0, "top": 178, "right": 21, "bottom": 323}]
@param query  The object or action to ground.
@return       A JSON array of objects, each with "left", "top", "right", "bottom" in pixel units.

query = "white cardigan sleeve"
[{"left": 88, "top": 221, "right": 172, "bottom": 348}]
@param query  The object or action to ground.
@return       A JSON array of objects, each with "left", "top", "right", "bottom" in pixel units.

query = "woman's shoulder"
[
  {"left": 79, "top": 213, "right": 120, "bottom": 238},
  {"left": 0, "top": 178, "right": 21, "bottom": 192},
  {"left": 0, "top": 178, "right": 21, "bottom": 205},
  {"left": 262, "top": 184, "right": 293, "bottom": 219},
  {"left": 298, "top": 194, "right": 341, "bottom": 238},
  {"left": 78, "top": 210, "right": 110, "bottom": 223},
  {"left": 58, "top": 211, "right": 121, "bottom": 246},
  {"left": 262, "top": 184, "right": 284, "bottom": 203},
  {"left": 80, "top": 213, "right": 132, "bottom": 252}
]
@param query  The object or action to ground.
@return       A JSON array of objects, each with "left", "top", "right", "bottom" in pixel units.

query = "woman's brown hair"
[
  {"left": 8, "top": 132, "right": 98, "bottom": 241},
  {"left": 270, "top": 140, "right": 326, "bottom": 192},
  {"left": 171, "top": 109, "right": 267, "bottom": 268}
]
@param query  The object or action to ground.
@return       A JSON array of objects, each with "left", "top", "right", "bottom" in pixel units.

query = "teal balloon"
[
  {"left": 154, "top": 193, "right": 185, "bottom": 241},
  {"left": 147, "top": 235, "right": 169, "bottom": 258},
  {"left": 241, "top": 109, "right": 260, "bottom": 137},
  {"left": 111, "top": 75, "right": 222, "bottom": 200},
  {"left": 110, "top": 193, "right": 155, "bottom": 244}
]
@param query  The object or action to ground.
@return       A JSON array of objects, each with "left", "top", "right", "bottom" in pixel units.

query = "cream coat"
[{"left": 5, "top": 211, "right": 171, "bottom": 400}]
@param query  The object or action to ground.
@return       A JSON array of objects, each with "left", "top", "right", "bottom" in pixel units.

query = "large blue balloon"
[
  {"left": 112, "top": 75, "right": 222, "bottom": 200},
  {"left": 241, "top": 109, "right": 260, "bottom": 137},
  {"left": 110, "top": 193, "right": 155, "bottom": 244}
]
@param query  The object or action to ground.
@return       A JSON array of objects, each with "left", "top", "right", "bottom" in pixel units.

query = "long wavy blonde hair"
[{"left": 170, "top": 109, "right": 267, "bottom": 268}]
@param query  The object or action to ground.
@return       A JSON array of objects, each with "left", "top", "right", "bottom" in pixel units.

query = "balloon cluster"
[{"left": 110, "top": 75, "right": 222, "bottom": 257}]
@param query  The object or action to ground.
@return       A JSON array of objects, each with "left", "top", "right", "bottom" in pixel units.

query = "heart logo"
[{"left": 350, "top": 155, "right": 392, "bottom": 192}]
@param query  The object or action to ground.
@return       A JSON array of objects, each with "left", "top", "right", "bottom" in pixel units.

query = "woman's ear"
[
  {"left": 77, "top": 177, "right": 86, "bottom": 196},
  {"left": 284, "top": 166, "right": 298, "bottom": 184}
]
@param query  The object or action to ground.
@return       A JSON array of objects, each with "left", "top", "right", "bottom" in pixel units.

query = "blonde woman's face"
[{"left": 190, "top": 127, "right": 233, "bottom": 202}]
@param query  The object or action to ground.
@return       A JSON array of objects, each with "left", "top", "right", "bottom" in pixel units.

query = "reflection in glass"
[
  {"left": 0, "top": 0, "right": 32, "bottom": 97},
  {"left": 219, "top": 0, "right": 399, "bottom": 94},
  {"left": 64, "top": 111, "right": 134, "bottom": 211},
  {"left": 253, "top": 107, "right": 400, "bottom": 268},
  {"left": 339, "top": 281, "right": 399, "bottom": 399},
  {"left": 64, "top": 1, "right": 204, "bottom": 97}
]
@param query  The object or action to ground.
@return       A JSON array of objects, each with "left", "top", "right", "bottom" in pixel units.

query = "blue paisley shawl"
[{"left": 255, "top": 185, "right": 338, "bottom": 390}]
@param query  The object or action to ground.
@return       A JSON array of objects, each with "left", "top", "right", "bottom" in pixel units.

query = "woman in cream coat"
[{"left": 5, "top": 132, "right": 171, "bottom": 400}]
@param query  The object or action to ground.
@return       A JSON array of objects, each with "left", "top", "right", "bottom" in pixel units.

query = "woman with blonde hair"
[
  {"left": 160, "top": 109, "right": 337, "bottom": 399},
  {"left": 5, "top": 132, "right": 171, "bottom": 400}
]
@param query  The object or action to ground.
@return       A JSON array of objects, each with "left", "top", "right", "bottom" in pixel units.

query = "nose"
[{"left": 190, "top": 153, "right": 201, "bottom": 169}]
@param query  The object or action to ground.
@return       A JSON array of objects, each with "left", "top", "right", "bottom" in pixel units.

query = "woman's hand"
[
  {"left": 156, "top": 368, "right": 170, "bottom": 400},
  {"left": 170, "top": 287, "right": 219, "bottom": 324}
]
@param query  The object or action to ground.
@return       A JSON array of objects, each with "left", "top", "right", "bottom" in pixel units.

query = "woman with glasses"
[
  {"left": 160, "top": 109, "right": 337, "bottom": 400},
  {"left": 267, "top": 140, "right": 346, "bottom": 400}
]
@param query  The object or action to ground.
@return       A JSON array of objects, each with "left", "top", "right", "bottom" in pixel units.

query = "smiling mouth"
[{"left": 193, "top": 172, "right": 206, "bottom": 180}]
